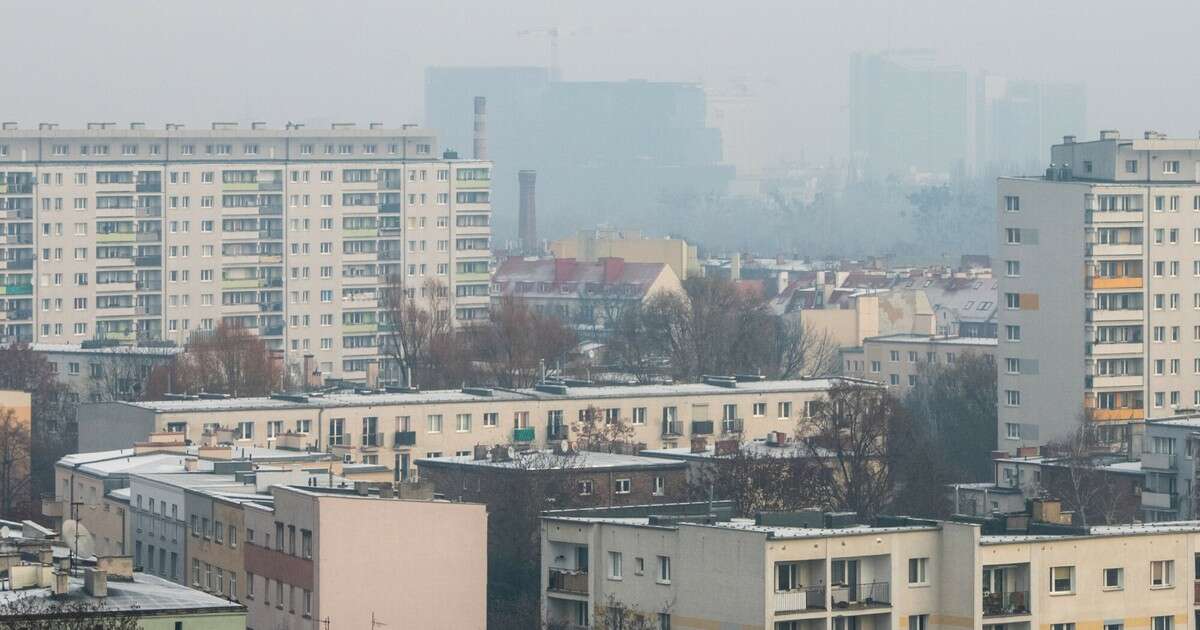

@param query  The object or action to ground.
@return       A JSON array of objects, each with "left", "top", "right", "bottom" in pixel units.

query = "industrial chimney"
[
  {"left": 473, "top": 96, "right": 488, "bottom": 160},
  {"left": 518, "top": 170, "right": 538, "bottom": 254}
]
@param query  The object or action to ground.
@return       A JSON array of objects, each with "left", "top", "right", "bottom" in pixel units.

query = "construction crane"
[{"left": 516, "top": 26, "right": 568, "bottom": 81}]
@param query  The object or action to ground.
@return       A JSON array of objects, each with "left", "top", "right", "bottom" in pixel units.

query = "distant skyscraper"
[
  {"left": 977, "top": 75, "right": 1087, "bottom": 175},
  {"left": 849, "top": 50, "right": 973, "bottom": 178},
  {"left": 424, "top": 67, "right": 732, "bottom": 242}
]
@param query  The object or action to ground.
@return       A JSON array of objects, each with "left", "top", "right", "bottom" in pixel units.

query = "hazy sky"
[{"left": 4, "top": 0, "right": 1200, "bottom": 163}]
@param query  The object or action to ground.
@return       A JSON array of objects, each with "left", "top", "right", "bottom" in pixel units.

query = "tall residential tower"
[
  {"left": 0, "top": 123, "right": 492, "bottom": 382},
  {"left": 998, "top": 131, "right": 1200, "bottom": 450}
]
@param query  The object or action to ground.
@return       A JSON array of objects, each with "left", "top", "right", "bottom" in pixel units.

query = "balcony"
[
  {"left": 1090, "top": 342, "right": 1143, "bottom": 357},
  {"left": 134, "top": 255, "right": 162, "bottom": 267},
  {"left": 97, "top": 232, "right": 137, "bottom": 244},
  {"left": 258, "top": 229, "right": 284, "bottom": 240},
  {"left": 135, "top": 304, "right": 162, "bottom": 316},
  {"left": 547, "top": 425, "right": 569, "bottom": 440},
  {"left": 40, "top": 495, "right": 64, "bottom": 519},
  {"left": 6, "top": 259, "right": 33, "bottom": 270},
  {"left": 343, "top": 322, "right": 378, "bottom": 335},
  {"left": 262, "top": 324, "right": 284, "bottom": 336},
  {"left": 830, "top": 581, "right": 890, "bottom": 609},
  {"left": 135, "top": 231, "right": 161, "bottom": 243},
  {"left": 774, "top": 587, "right": 826, "bottom": 614},
  {"left": 662, "top": 420, "right": 683, "bottom": 436},
  {"left": 547, "top": 568, "right": 588, "bottom": 596},
  {"left": 982, "top": 591, "right": 1030, "bottom": 618},
  {"left": 1088, "top": 276, "right": 1143, "bottom": 290},
  {"left": 344, "top": 228, "right": 379, "bottom": 239},
  {"left": 1142, "top": 490, "right": 1179, "bottom": 510},
  {"left": 259, "top": 302, "right": 283, "bottom": 313},
  {"left": 722, "top": 418, "right": 744, "bottom": 434},
  {"left": 361, "top": 433, "right": 384, "bottom": 448},
  {"left": 394, "top": 431, "right": 416, "bottom": 447},
  {"left": 1142, "top": 452, "right": 1177, "bottom": 471},
  {"left": 0, "top": 284, "right": 33, "bottom": 296},
  {"left": 7, "top": 309, "right": 32, "bottom": 321},
  {"left": 222, "top": 278, "right": 265, "bottom": 290},
  {"left": 691, "top": 420, "right": 714, "bottom": 435},
  {"left": 379, "top": 202, "right": 401, "bottom": 213},
  {"left": 1087, "top": 308, "right": 1143, "bottom": 323},
  {"left": 95, "top": 281, "right": 138, "bottom": 294},
  {"left": 0, "top": 183, "right": 35, "bottom": 195},
  {"left": 135, "top": 182, "right": 162, "bottom": 193},
  {"left": 1090, "top": 408, "right": 1144, "bottom": 422},
  {"left": 1194, "top": 580, "right": 1200, "bottom": 605},
  {"left": 513, "top": 427, "right": 535, "bottom": 442}
]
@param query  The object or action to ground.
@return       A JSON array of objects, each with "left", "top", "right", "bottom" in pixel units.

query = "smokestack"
[
  {"left": 473, "top": 97, "right": 488, "bottom": 160},
  {"left": 518, "top": 170, "right": 538, "bottom": 254}
]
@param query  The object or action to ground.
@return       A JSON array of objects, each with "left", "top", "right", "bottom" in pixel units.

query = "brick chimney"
[{"left": 600, "top": 257, "right": 625, "bottom": 283}]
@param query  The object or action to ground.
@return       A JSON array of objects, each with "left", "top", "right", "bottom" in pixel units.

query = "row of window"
[
  {"left": 1050, "top": 561, "right": 1175, "bottom": 593},
  {"left": 22, "top": 141, "right": 432, "bottom": 159}
]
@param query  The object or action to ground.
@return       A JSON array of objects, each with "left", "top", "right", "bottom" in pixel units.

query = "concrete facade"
[
  {"left": 543, "top": 511, "right": 1200, "bottom": 630},
  {"left": 243, "top": 484, "right": 486, "bottom": 630},
  {"left": 999, "top": 132, "right": 1200, "bottom": 449},
  {"left": 76, "top": 378, "right": 855, "bottom": 479},
  {"left": 0, "top": 124, "right": 492, "bottom": 382},
  {"left": 842, "top": 333, "right": 997, "bottom": 395}
]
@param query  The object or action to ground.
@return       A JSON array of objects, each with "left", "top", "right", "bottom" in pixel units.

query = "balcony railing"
[
  {"left": 40, "top": 495, "right": 64, "bottom": 519},
  {"left": 134, "top": 255, "right": 162, "bottom": 267},
  {"left": 691, "top": 420, "right": 714, "bottom": 435},
  {"left": 662, "top": 420, "right": 683, "bottom": 436},
  {"left": 547, "top": 568, "right": 588, "bottom": 595},
  {"left": 1141, "top": 452, "right": 1177, "bottom": 470},
  {"left": 1194, "top": 580, "right": 1200, "bottom": 605},
  {"left": 361, "top": 433, "right": 384, "bottom": 448},
  {"left": 774, "top": 586, "right": 826, "bottom": 613},
  {"left": 722, "top": 418, "right": 744, "bottom": 434},
  {"left": 135, "top": 182, "right": 162, "bottom": 193},
  {"left": 830, "top": 581, "right": 890, "bottom": 609},
  {"left": 379, "top": 202, "right": 401, "bottom": 213},
  {"left": 513, "top": 427, "right": 535, "bottom": 442},
  {"left": 394, "top": 431, "right": 416, "bottom": 447},
  {"left": 982, "top": 590, "right": 1030, "bottom": 617}
]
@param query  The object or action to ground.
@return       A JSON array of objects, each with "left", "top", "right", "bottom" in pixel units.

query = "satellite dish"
[{"left": 60, "top": 519, "right": 96, "bottom": 559}]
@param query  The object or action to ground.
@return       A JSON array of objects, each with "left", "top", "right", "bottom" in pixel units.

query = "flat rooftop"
[
  {"left": 544, "top": 514, "right": 938, "bottom": 540},
  {"left": 863, "top": 333, "right": 997, "bottom": 347},
  {"left": 0, "top": 572, "right": 245, "bottom": 615},
  {"left": 58, "top": 446, "right": 330, "bottom": 477},
  {"left": 981, "top": 521, "right": 1200, "bottom": 545},
  {"left": 115, "top": 378, "right": 857, "bottom": 414},
  {"left": 30, "top": 343, "right": 182, "bottom": 356},
  {"left": 641, "top": 438, "right": 835, "bottom": 460},
  {"left": 417, "top": 450, "right": 687, "bottom": 471}
]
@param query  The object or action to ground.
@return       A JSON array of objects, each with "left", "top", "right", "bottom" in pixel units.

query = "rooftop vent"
[
  {"left": 462, "top": 387, "right": 493, "bottom": 397},
  {"left": 734, "top": 373, "right": 766, "bottom": 382},
  {"left": 1062, "top": 135, "right": 1075, "bottom": 144},
  {"left": 38, "top": 123, "right": 58, "bottom": 131},
  {"left": 1, "top": 122, "right": 17, "bottom": 130},
  {"left": 384, "top": 385, "right": 419, "bottom": 394},
  {"left": 702, "top": 375, "right": 738, "bottom": 388},
  {"left": 534, "top": 382, "right": 569, "bottom": 395},
  {"left": 87, "top": 122, "right": 116, "bottom": 130},
  {"left": 211, "top": 122, "right": 238, "bottom": 130},
  {"left": 369, "top": 122, "right": 384, "bottom": 130},
  {"left": 251, "top": 121, "right": 266, "bottom": 130},
  {"left": 129, "top": 122, "right": 145, "bottom": 130},
  {"left": 443, "top": 149, "right": 459, "bottom": 160},
  {"left": 1099, "top": 129, "right": 1120, "bottom": 140},
  {"left": 197, "top": 392, "right": 230, "bottom": 400},
  {"left": 270, "top": 393, "right": 309, "bottom": 403},
  {"left": 331, "top": 122, "right": 356, "bottom": 130}
]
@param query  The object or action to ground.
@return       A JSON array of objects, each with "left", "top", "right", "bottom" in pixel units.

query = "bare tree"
[
  {"left": 144, "top": 323, "right": 281, "bottom": 398},
  {"left": 0, "top": 342, "right": 76, "bottom": 515},
  {"left": 771, "top": 316, "right": 840, "bottom": 379},
  {"left": 1042, "top": 412, "right": 1135, "bottom": 526},
  {"left": 85, "top": 347, "right": 171, "bottom": 402},
  {"left": 571, "top": 406, "right": 638, "bottom": 453},
  {"left": 0, "top": 596, "right": 140, "bottom": 629},
  {"left": 472, "top": 297, "right": 577, "bottom": 388},
  {"left": 799, "top": 383, "right": 917, "bottom": 519},
  {"left": 589, "top": 595, "right": 675, "bottom": 630},
  {"left": 378, "top": 275, "right": 452, "bottom": 388},
  {"left": 688, "top": 439, "right": 832, "bottom": 517},
  {"left": 903, "top": 353, "right": 997, "bottom": 481},
  {"left": 0, "top": 407, "right": 31, "bottom": 518}
]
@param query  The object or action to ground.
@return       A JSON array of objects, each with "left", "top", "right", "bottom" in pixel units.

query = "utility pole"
[{"left": 370, "top": 613, "right": 387, "bottom": 630}]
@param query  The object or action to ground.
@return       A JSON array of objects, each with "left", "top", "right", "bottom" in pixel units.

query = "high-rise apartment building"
[
  {"left": 998, "top": 131, "right": 1200, "bottom": 450},
  {"left": 0, "top": 123, "right": 492, "bottom": 381}
]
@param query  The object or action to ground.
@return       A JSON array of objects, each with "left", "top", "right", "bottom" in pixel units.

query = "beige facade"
[
  {"left": 0, "top": 124, "right": 492, "bottom": 382},
  {"left": 999, "top": 131, "right": 1200, "bottom": 449},
  {"left": 549, "top": 227, "right": 700, "bottom": 279},
  {"left": 843, "top": 333, "right": 997, "bottom": 394},
  {"left": 243, "top": 484, "right": 486, "bottom": 630},
  {"left": 78, "top": 378, "right": 854, "bottom": 480},
  {"left": 543, "top": 512, "right": 1200, "bottom": 630}
]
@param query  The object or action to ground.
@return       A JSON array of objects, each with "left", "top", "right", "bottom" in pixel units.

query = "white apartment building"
[
  {"left": 543, "top": 507, "right": 1200, "bottom": 630},
  {"left": 999, "top": 131, "right": 1200, "bottom": 450},
  {"left": 76, "top": 377, "right": 857, "bottom": 481},
  {"left": 0, "top": 122, "right": 492, "bottom": 381}
]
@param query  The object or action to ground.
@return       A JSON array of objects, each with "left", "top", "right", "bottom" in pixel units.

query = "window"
[
  {"left": 1125, "top": 159, "right": 1138, "bottom": 173},
  {"left": 1006, "top": 325, "right": 1021, "bottom": 341},
  {"left": 1005, "top": 422, "right": 1020, "bottom": 440},
  {"left": 1151, "top": 559, "right": 1174, "bottom": 587},
  {"left": 608, "top": 551, "right": 622, "bottom": 579},
  {"left": 1103, "top": 567, "right": 1123, "bottom": 589},
  {"left": 1050, "top": 565, "right": 1074, "bottom": 593},
  {"left": 1052, "top": 625, "right": 1076, "bottom": 630},
  {"left": 753, "top": 402, "right": 766, "bottom": 417},
  {"left": 908, "top": 557, "right": 928, "bottom": 585},
  {"left": 1164, "top": 160, "right": 1180, "bottom": 174},
  {"left": 1006, "top": 228, "right": 1021, "bottom": 244},
  {"left": 1004, "top": 196, "right": 1020, "bottom": 212},
  {"left": 778, "top": 401, "right": 792, "bottom": 419},
  {"left": 615, "top": 479, "right": 631, "bottom": 494},
  {"left": 578, "top": 479, "right": 593, "bottom": 496},
  {"left": 632, "top": 407, "right": 646, "bottom": 425},
  {"left": 1005, "top": 390, "right": 1021, "bottom": 406},
  {"left": 909, "top": 615, "right": 928, "bottom": 630},
  {"left": 1005, "top": 293, "right": 1021, "bottom": 309},
  {"left": 1153, "top": 617, "right": 1173, "bottom": 630},
  {"left": 1005, "top": 358, "right": 1020, "bottom": 374},
  {"left": 427, "top": 414, "right": 443, "bottom": 433},
  {"left": 657, "top": 555, "right": 671, "bottom": 583},
  {"left": 483, "top": 412, "right": 498, "bottom": 427}
]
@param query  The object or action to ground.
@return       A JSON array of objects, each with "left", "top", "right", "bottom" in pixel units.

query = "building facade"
[
  {"left": 0, "top": 123, "right": 492, "bottom": 382},
  {"left": 998, "top": 131, "right": 1200, "bottom": 449},
  {"left": 543, "top": 507, "right": 1200, "bottom": 630},
  {"left": 77, "top": 378, "right": 853, "bottom": 481},
  {"left": 842, "top": 333, "right": 997, "bottom": 395},
  {"left": 243, "top": 484, "right": 486, "bottom": 630}
]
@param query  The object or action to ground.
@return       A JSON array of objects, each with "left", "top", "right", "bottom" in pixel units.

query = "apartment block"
[
  {"left": 998, "top": 131, "right": 1200, "bottom": 449},
  {"left": 1142, "top": 415, "right": 1200, "bottom": 521},
  {"left": 543, "top": 505, "right": 1200, "bottom": 630},
  {"left": 76, "top": 377, "right": 855, "bottom": 480},
  {"left": 243, "top": 484, "right": 486, "bottom": 630},
  {"left": 842, "top": 333, "right": 996, "bottom": 394},
  {"left": 0, "top": 122, "right": 492, "bottom": 382}
]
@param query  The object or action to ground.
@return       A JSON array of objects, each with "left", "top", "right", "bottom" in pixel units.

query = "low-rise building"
[
  {"left": 541, "top": 503, "right": 1200, "bottom": 630},
  {"left": 1141, "top": 415, "right": 1200, "bottom": 521},
  {"left": 76, "top": 378, "right": 858, "bottom": 479},
  {"left": 417, "top": 448, "right": 689, "bottom": 507},
  {"left": 491, "top": 256, "right": 684, "bottom": 335},
  {"left": 242, "top": 484, "right": 486, "bottom": 630},
  {"left": 842, "top": 333, "right": 997, "bottom": 394},
  {"left": 32, "top": 342, "right": 181, "bottom": 402},
  {"left": 549, "top": 228, "right": 700, "bottom": 280}
]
